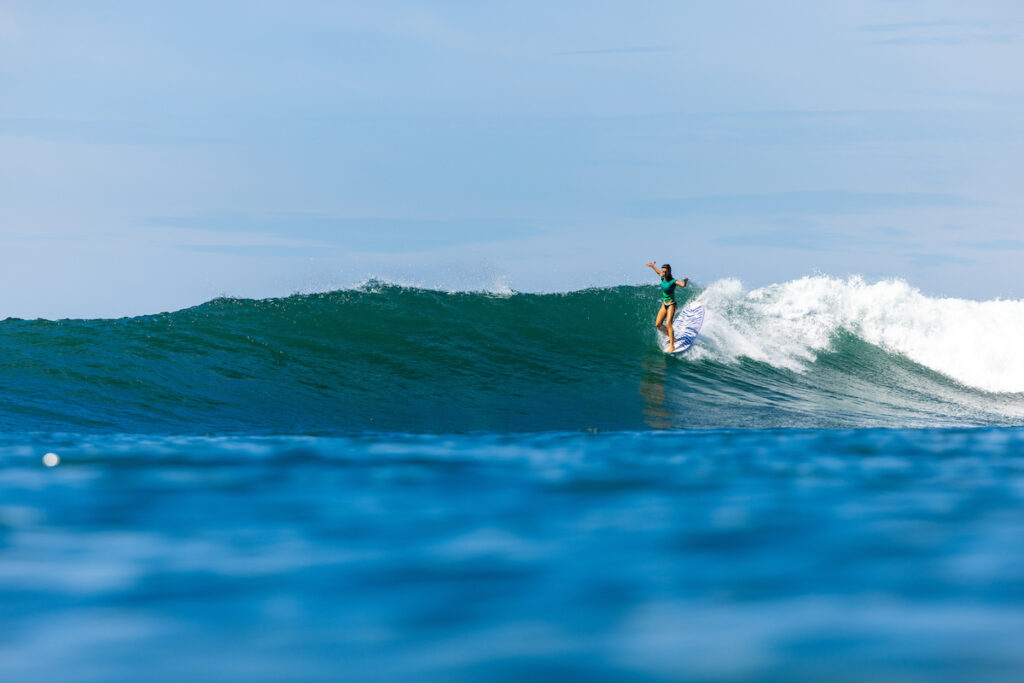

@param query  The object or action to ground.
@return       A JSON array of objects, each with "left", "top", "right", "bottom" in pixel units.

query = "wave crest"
[{"left": 693, "top": 276, "right": 1024, "bottom": 393}]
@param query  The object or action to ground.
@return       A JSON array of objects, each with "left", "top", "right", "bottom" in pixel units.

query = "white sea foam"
[{"left": 690, "top": 276, "right": 1024, "bottom": 394}]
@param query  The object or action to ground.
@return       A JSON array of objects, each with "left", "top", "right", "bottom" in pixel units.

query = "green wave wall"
[{"left": 0, "top": 284, "right": 1018, "bottom": 434}]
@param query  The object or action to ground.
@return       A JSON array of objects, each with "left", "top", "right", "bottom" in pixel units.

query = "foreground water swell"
[
  {"left": 2, "top": 428, "right": 1023, "bottom": 681},
  {"left": 1, "top": 278, "right": 1022, "bottom": 433}
]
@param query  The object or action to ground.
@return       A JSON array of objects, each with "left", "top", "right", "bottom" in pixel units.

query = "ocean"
[{"left": 2, "top": 276, "right": 1023, "bottom": 681}]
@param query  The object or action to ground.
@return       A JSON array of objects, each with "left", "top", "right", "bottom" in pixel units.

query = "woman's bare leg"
[
  {"left": 655, "top": 305, "right": 668, "bottom": 336},
  {"left": 666, "top": 304, "right": 677, "bottom": 351}
]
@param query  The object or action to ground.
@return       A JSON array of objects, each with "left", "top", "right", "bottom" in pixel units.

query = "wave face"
[{"left": 1, "top": 277, "right": 1021, "bottom": 434}]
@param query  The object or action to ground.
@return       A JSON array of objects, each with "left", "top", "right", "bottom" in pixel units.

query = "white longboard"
[{"left": 661, "top": 304, "right": 704, "bottom": 354}]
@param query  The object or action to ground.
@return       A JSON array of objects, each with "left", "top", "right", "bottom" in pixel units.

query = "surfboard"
[{"left": 661, "top": 303, "right": 704, "bottom": 354}]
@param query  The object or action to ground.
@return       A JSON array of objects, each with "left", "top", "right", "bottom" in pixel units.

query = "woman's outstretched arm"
[{"left": 645, "top": 261, "right": 662, "bottom": 276}]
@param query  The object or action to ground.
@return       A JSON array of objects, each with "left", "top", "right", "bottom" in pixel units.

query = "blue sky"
[{"left": 1, "top": 0, "right": 1023, "bottom": 317}]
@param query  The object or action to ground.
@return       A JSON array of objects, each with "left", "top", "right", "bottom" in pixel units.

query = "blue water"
[{"left": 3, "top": 280, "right": 1024, "bottom": 680}]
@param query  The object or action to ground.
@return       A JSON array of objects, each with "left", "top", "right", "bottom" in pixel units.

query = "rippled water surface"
[{"left": 3, "top": 428, "right": 1023, "bottom": 682}]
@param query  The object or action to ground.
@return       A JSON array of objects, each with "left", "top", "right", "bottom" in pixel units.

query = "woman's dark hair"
[{"left": 662, "top": 264, "right": 673, "bottom": 280}]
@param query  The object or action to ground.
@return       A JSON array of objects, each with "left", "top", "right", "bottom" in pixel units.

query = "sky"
[{"left": 1, "top": 0, "right": 1023, "bottom": 318}]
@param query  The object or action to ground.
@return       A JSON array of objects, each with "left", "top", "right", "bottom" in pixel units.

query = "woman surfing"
[{"left": 645, "top": 261, "right": 689, "bottom": 352}]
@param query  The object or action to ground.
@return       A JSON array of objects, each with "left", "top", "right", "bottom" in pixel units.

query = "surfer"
[{"left": 645, "top": 261, "right": 689, "bottom": 352}]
